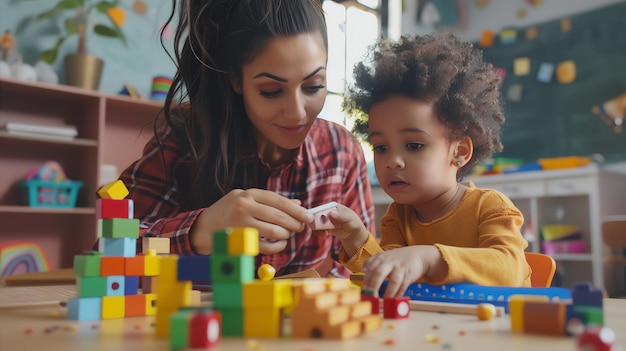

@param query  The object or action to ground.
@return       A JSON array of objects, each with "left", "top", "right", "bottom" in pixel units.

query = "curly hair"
[{"left": 343, "top": 33, "right": 504, "bottom": 179}]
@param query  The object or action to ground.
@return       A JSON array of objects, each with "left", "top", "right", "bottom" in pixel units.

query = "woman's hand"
[
  {"left": 362, "top": 245, "right": 447, "bottom": 298},
  {"left": 191, "top": 189, "right": 313, "bottom": 255}
]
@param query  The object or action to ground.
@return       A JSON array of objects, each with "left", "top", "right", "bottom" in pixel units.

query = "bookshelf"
[{"left": 0, "top": 77, "right": 162, "bottom": 269}]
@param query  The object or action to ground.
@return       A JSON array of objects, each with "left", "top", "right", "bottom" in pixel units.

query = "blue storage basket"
[{"left": 19, "top": 180, "right": 83, "bottom": 208}]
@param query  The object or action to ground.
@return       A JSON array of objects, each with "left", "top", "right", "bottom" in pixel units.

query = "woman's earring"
[{"left": 455, "top": 161, "right": 462, "bottom": 167}]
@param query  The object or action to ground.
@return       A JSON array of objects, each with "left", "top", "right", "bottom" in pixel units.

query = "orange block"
[
  {"left": 125, "top": 255, "right": 145, "bottom": 276},
  {"left": 556, "top": 60, "right": 576, "bottom": 84},
  {"left": 125, "top": 294, "right": 146, "bottom": 317},
  {"left": 101, "top": 256, "right": 125, "bottom": 276},
  {"left": 479, "top": 30, "right": 495, "bottom": 47}
]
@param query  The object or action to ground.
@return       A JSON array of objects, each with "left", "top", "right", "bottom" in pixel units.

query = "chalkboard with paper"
[{"left": 478, "top": 2, "right": 626, "bottom": 163}]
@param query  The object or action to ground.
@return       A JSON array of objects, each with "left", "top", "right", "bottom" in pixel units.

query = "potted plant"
[{"left": 33, "top": 0, "right": 127, "bottom": 90}]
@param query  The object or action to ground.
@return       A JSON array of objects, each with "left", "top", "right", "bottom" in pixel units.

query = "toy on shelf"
[{"left": 19, "top": 161, "right": 83, "bottom": 208}]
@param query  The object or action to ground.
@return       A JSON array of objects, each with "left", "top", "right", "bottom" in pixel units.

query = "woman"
[{"left": 118, "top": 0, "right": 375, "bottom": 277}]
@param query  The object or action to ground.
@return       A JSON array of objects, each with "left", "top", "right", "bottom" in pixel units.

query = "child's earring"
[{"left": 455, "top": 161, "right": 462, "bottom": 167}]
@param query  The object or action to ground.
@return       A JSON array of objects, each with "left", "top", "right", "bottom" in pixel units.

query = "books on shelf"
[{"left": 1, "top": 122, "right": 78, "bottom": 140}]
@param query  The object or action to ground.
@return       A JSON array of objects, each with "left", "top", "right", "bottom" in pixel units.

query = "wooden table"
[{"left": 1, "top": 286, "right": 625, "bottom": 351}]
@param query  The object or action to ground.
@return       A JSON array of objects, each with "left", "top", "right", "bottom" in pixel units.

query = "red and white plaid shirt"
[{"left": 118, "top": 118, "right": 375, "bottom": 278}]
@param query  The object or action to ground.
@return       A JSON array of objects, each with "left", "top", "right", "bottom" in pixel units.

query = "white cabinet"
[{"left": 372, "top": 165, "right": 626, "bottom": 290}]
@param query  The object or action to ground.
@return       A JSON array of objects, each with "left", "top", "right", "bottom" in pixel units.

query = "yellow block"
[
  {"left": 508, "top": 295, "right": 549, "bottom": 331},
  {"left": 227, "top": 227, "right": 259, "bottom": 256},
  {"left": 102, "top": 296, "right": 125, "bottom": 319},
  {"left": 98, "top": 180, "right": 129, "bottom": 200},
  {"left": 244, "top": 307, "right": 283, "bottom": 338},
  {"left": 243, "top": 280, "right": 294, "bottom": 309},
  {"left": 144, "top": 250, "right": 161, "bottom": 276},
  {"left": 156, "top": 255, "right": 191, "bottom": 309},
  {"left": 145, "top": 293, "right": 157, "bottom": 315}
]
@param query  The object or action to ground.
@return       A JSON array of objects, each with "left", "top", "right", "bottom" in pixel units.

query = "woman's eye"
[
  {"left": 406, "top": 142, "right": 423, "bottom": 150},
  {"left": 259, "top": 90, "right": 281, "bottom": 98},
  {"left": 372, "top": 144, "right": 387, "bottom": 153},
  {"left": 305, "top": 85, "right": 325, "bottom": 93}
]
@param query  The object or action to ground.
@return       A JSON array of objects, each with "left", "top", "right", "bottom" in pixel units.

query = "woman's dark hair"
[
  {"left": 343, "top": 33, "right": 504, "bottom": 179},
  {"left": 158, "top": 0, "right": 327, "bottom": 209}
]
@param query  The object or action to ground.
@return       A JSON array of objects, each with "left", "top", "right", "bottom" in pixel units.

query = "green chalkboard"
[{"left": 478, "top": 2, "right": 626, "bottom": 164}]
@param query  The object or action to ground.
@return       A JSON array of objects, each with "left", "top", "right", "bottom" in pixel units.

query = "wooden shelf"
[
  {"left": 0, "top": 205, "right": 95, "bottom": 215},
  {"left": 0, "top": 131, "right": 98, "bottom": 147}
]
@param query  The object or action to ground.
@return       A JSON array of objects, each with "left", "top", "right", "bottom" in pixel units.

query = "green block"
[
  {"left": 212, "top": 229, "right": 229, "bottom": 255},
  {"left": 170, "top": 310, "right": 190, "bottom": 350},
  {"left": 77, "top": 276, "right": 107, "bottom": 297},
  {"left": 73, "top": 253, "right": 101, "bottom": 277},
  {"left": 212, "top": 283, "right": 243, "bottom": 309},
  {"left": 574, "top": 306, "right": 604, "bottom": 325},
  {"left": 98, "top": 218, "right": 140, "bottom": 239},
  {"left": 210, "top": 254, "right": 254, "bottom": 284},
  {"left": 216, "top": 307, "right": 244, "bottom": 336}
]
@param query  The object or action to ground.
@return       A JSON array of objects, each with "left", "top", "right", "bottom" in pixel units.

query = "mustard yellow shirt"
[{"left": 340, "top": 182, "right": 531, "bottom": 287}]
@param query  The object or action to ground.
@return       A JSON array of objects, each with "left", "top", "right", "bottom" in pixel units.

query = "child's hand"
[
  {"left": 311, "top": 203, "right": 369, "bottom": 258},
  {"left": 362, "top": 246, "right": 445, "bottom": 298}
]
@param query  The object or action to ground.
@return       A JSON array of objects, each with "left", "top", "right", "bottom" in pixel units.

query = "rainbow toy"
[{"left": 0, "top": 241, "right": 51, "bottom": 277}]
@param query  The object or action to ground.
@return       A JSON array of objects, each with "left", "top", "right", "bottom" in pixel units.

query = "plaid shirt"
[{"left": 119, "top": 118, "right": 375, "bottom": 278}]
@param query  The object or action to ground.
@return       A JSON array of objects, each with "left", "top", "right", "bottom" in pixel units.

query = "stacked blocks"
[
  {"left": 509, "top": 282, "right": 605, "bottom": 336},
  {"left": 68, "top": 180, "right": 158, "bottom": 320}
]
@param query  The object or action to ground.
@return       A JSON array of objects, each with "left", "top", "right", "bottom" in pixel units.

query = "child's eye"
[
  {"left": 259, "top": 90, "right": 282, "bottom": 98},
  {"left": 372, "top": 144, "right": 387, "bottom": 153},
  {"left": 406, "top": 142, "right": 424, "bottom": 150}
]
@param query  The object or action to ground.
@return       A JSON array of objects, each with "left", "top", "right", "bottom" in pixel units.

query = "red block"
[
  {"left": 96, "top": 198, "right": 134, "bottom": 219},
  {"left": 383, "top": 296, "right": 410, "bottom": 319},
  {"left": 361, "top": 294, "right": 380, "bottom": 314},
  {"left": 125, "top": 294, "right": 146, "bottom": 317},
  {"left": 189, "top": 311, "right": 222, "bottom": 348}
]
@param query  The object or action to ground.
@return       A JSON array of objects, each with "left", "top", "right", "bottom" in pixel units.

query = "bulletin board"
[{"left": 478, "top": 1, "right": 626, "bottom": 163}]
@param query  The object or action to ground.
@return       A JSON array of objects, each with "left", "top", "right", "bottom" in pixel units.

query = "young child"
[{"left": 327, "top": 33, "right": 531, "bottom": 297}]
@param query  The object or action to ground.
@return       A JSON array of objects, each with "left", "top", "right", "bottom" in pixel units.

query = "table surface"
[{"left": 1, "top": 286, "right": 625, "bottom": 351}]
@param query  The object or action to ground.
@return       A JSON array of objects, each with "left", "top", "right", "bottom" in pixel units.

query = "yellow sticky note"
[
  {"left": 556, "top": 60, "right": 576, "bottom": 84},
  {"left": 514, "top": 57, "right": 531, "bottom": 76}
]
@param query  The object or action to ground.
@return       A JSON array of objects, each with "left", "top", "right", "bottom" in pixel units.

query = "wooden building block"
[
  {"left": 213, "top": 283, "right": 243, "bottom": 309},
  {"left": 99, "top": 218, "right": 140, "bottom": 239},
  {"left": 556, "top": 60, "right": 576, "bottom": 84},
  {"left": 124, "top": 276, "right": 139, "bottom": 295},
  {"left": 145, "top": 293, "right": 157, "bottom": 315},
  {"left": 243, "top": 280, "right": 294, "bottom": 309},
  {"left": 361, "top": 294, "right": 380, "bottom": 314},
  {"left": 514, "top": 57, "right": 531, "bottom": 76},
  {"left": 100, "top": 256, "right": 125, "bottom": 276},
  {"left": 218, "top": 307, "right": 244, "bottom": 336},
  {"left": 125, "top": 294, "right": 146, "bottom": 317},
  {"left": 142, "top": 237, "right": 170, "bottom": 255},
  {"left": 144, "top": 250, "right": 161, "bottom": 276},
  {"left": 509, "top": 295, "right": 549, "bottom": 331},
  {"left": 67, "top": 297, "right": 102, "bottom": 320},
  {"left": 189, "top": 310, "right": 221, "bottom": 348},
  {"left": 210, "top": 254, "right": 254, "bottom": 284},
  {"left": 96, "top": 198, "right": 133, "bottom": 219},
  {"left": 124, "top": 255, "right": 145, "bottom": 276},
  {"left": 99, "top": 237, "right": 136, "bottom": 257},
  {"left": 178, "top": 255, "right": 211, "bottom": 282},
  {"left": 188, "top": 289, "right": 202, "bottom": 307},
  {"left": 523, "top": 301, "right": 567, "bottom": 335},
  {"left": 156, "top": 255, "right": 191, "bottom": 309},
  {"left": 142, "top": 275, "right": 159, "bottom": 293},
  {"left": 97, "top": 180, "right": 129, "bottom": 200},
  {"left": 308, "top": 202, "right": 338, "bottom": 230},
  {"left": 227, "top": 227, "right": 259, "bottom": 256},
  {"left": 156, "top": 306, "right": 178, "bottom": 337},
  {"left": 105, "top": 275, "right": 125, "bottom": 296},
  {"left": 102, "top": 296, "right": 125, "bottom": 319},
  {"left": 170, "top": 309, "right": 190, "bottom": 350},
  {"left": 479, "top": 29, "right": 495, "bottom": 47},
  {"left": 73, "top": 253, "right": 101, "bottom": 277},
  {"left": 383, "top": 296, "right": 410, "bottom": 319},
  {"left": 77, "top": 276, "right": 107, "bottom": 297},
  {"left": 244, "top": 307, "right": 284, "bottom": 338}
]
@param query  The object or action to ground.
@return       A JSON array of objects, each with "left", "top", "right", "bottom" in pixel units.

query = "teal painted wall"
[{"left": 0, "top": 0, "right": 176, "bottom": 97}]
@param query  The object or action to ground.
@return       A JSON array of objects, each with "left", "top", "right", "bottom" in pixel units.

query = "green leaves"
[{"left": 39, "top": 37, "right": 67, "bottom": 64}]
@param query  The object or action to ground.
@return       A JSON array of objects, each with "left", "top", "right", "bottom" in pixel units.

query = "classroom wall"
[
  {"left": 402, "top": 0, "right": 625, "bottom": 41},
  {"left": 0, "top": 0, "right": 175, "bottom": 97}
]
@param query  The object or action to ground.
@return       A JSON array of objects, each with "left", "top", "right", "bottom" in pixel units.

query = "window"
[{"left": 319, "top": 0, "right": 382, "bottom": 162}]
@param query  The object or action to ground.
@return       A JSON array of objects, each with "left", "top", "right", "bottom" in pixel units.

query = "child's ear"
[{"left": 453, "top": 136, "right": 473, "bottom": 166}]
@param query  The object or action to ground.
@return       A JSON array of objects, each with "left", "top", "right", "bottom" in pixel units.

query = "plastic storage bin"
[{"left": 19, "top": 180, "right": 83, "bottom": 208}]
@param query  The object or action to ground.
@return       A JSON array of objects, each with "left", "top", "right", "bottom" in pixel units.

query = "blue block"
[
  {"left": 67, "top": 297, "right": 102, "bottom": 320},
  {"left": 106, "top": 275, "right": 126, "bottom": 296},
  {"left": 178, "top": 255, "right": 212, "bottom": 282},
  {"left": 125, "top": 276, "right": 139, "bottom": 295},
  {"left": 99, "top": 237, "right": 137, "bottom": 257},
  {"left": 537, "top": 62, "right": 555, "bottom": 83},
  {"left": 572, "top": 282, "right": 603, "bottom": 308}
]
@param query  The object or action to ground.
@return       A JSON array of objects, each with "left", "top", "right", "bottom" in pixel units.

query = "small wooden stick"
[{"left": 409, "top": 300, "right": 504, "bottom": 317}]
